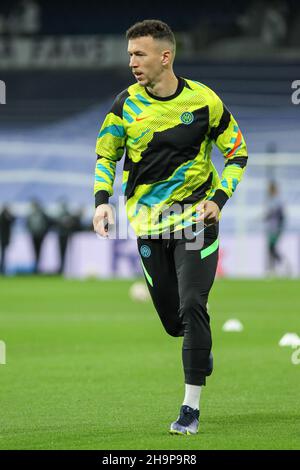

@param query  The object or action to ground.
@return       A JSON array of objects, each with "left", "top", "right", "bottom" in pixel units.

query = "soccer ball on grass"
[{"left": 129, "top": 281, "right": 150, "bottom": 302}]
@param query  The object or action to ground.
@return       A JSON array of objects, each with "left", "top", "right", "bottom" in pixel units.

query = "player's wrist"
[
  {"left": 210, "top": 189, "right": 229, "bottom": 211},
  {"left": 95, "top": 190, "right": 109, "bottom": 207}
]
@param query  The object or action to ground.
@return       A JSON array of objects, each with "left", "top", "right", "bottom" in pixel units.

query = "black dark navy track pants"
[{"left": 137, "top": 224, "right": 219, "bottom": 386}]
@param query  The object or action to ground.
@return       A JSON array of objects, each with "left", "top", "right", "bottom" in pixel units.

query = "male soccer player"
[{"left": 93, "top": 19, "right": 248, "bottom": 435}]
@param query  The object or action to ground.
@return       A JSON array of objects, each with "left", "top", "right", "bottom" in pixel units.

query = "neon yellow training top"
[{"left": 94, "top": 77, "right": 248, "bottom": 236}]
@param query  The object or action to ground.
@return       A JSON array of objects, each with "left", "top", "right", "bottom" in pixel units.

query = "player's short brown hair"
[{"left": 126, "top": 19, "right": 176, "bottom": 50}]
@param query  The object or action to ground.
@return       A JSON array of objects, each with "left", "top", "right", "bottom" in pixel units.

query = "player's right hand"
[{"left": 93, "top": 204, "right": 114, "bottom": 238}]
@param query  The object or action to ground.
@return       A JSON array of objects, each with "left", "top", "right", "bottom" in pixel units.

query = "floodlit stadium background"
[
  {"left": 0, "top": 0, "right": 300, "bottom": 451},
  {"left": 1, "top": 0, "right": 300, "bottom": 278}
]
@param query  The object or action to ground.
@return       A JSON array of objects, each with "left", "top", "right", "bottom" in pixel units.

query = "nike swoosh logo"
[
  {"left": 193, "top": 228, "right": 206, "bottom": 237},
  {"left": 193, "top": 223, "right": 214, "bottom": 237},
  {"left": 136, "top": 116, "right": 148, "bottom": 121}
]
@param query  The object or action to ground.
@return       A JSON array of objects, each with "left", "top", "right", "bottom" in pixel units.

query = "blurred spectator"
[
  {"left": 238, "top": 0, "right": 289, "bottom": 47},
  {"left": 26, "top": 200, "right": 50, "bottom": 274},
  {"left": 261, "top": 0, "right": 289, "bottom": 46},
  {"left": 54, "top": 201, "right": 77, "bottom": 274},
  {"left": 265, "top": 181, "right": 289, "bottom": 276},
  {"left": 5, "top": 0, "right": 41, "bottom": 35},
  {"left": 0, "top": 205, "right": 15, "bottom": 274}
]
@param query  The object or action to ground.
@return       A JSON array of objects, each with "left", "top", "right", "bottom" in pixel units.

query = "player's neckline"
[{"left": 145, "top": 77, "right": 185, "bottom": 101}]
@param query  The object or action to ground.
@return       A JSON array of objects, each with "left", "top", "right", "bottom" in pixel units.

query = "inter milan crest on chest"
[{"left": 180, "top": 111, "right": 194, "bottom": 125}]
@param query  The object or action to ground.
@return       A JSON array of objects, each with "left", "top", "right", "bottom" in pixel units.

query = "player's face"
[{"left": 128, "top": 36, "right": 167, "bottom": 87}]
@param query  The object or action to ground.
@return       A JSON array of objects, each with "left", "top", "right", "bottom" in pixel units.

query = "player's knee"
[
  {"left": 181, "top": 295, "right": 207, "bottom": 316},
  {"left": 164, "top": 323, "right": 184, "bottom": 337}
]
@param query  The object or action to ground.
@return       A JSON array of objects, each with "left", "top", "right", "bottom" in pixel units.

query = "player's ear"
[{"left": 161, "top": 50, "right": 171, "bottom": 66}]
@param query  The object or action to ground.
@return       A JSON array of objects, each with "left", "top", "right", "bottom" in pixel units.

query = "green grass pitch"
[{"left": 0, "top": 276, "right": 299, "bottom": 450}]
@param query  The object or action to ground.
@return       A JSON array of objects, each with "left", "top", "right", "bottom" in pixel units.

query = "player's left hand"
[{"left": 194, "top": 200, "right": 220, "bottom": 225}]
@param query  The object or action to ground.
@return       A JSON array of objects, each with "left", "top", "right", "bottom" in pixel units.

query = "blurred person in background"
[
  {"left": 265, "top": 180, "right": 289, "bottom": 276},
  {"left": 6, "top": 0, "right": 41, "bottom": 35},
  {"left": 93, "top": 19, "right": 248, "bottom": 436},
  {"left": 54, "top": 200, "right": 75, "bottom": 275},
  {"left": 238, "top": 0, "right": 289, "bottom": 46},
  {"left": 54, "top": 201, "right": 85, "bottom": 275},
  {"left": 26, "top": 199, "right": 51, "bottom": 274},
  {"left": 0, "top": 205, "right": 15, "bottom": 275}
]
